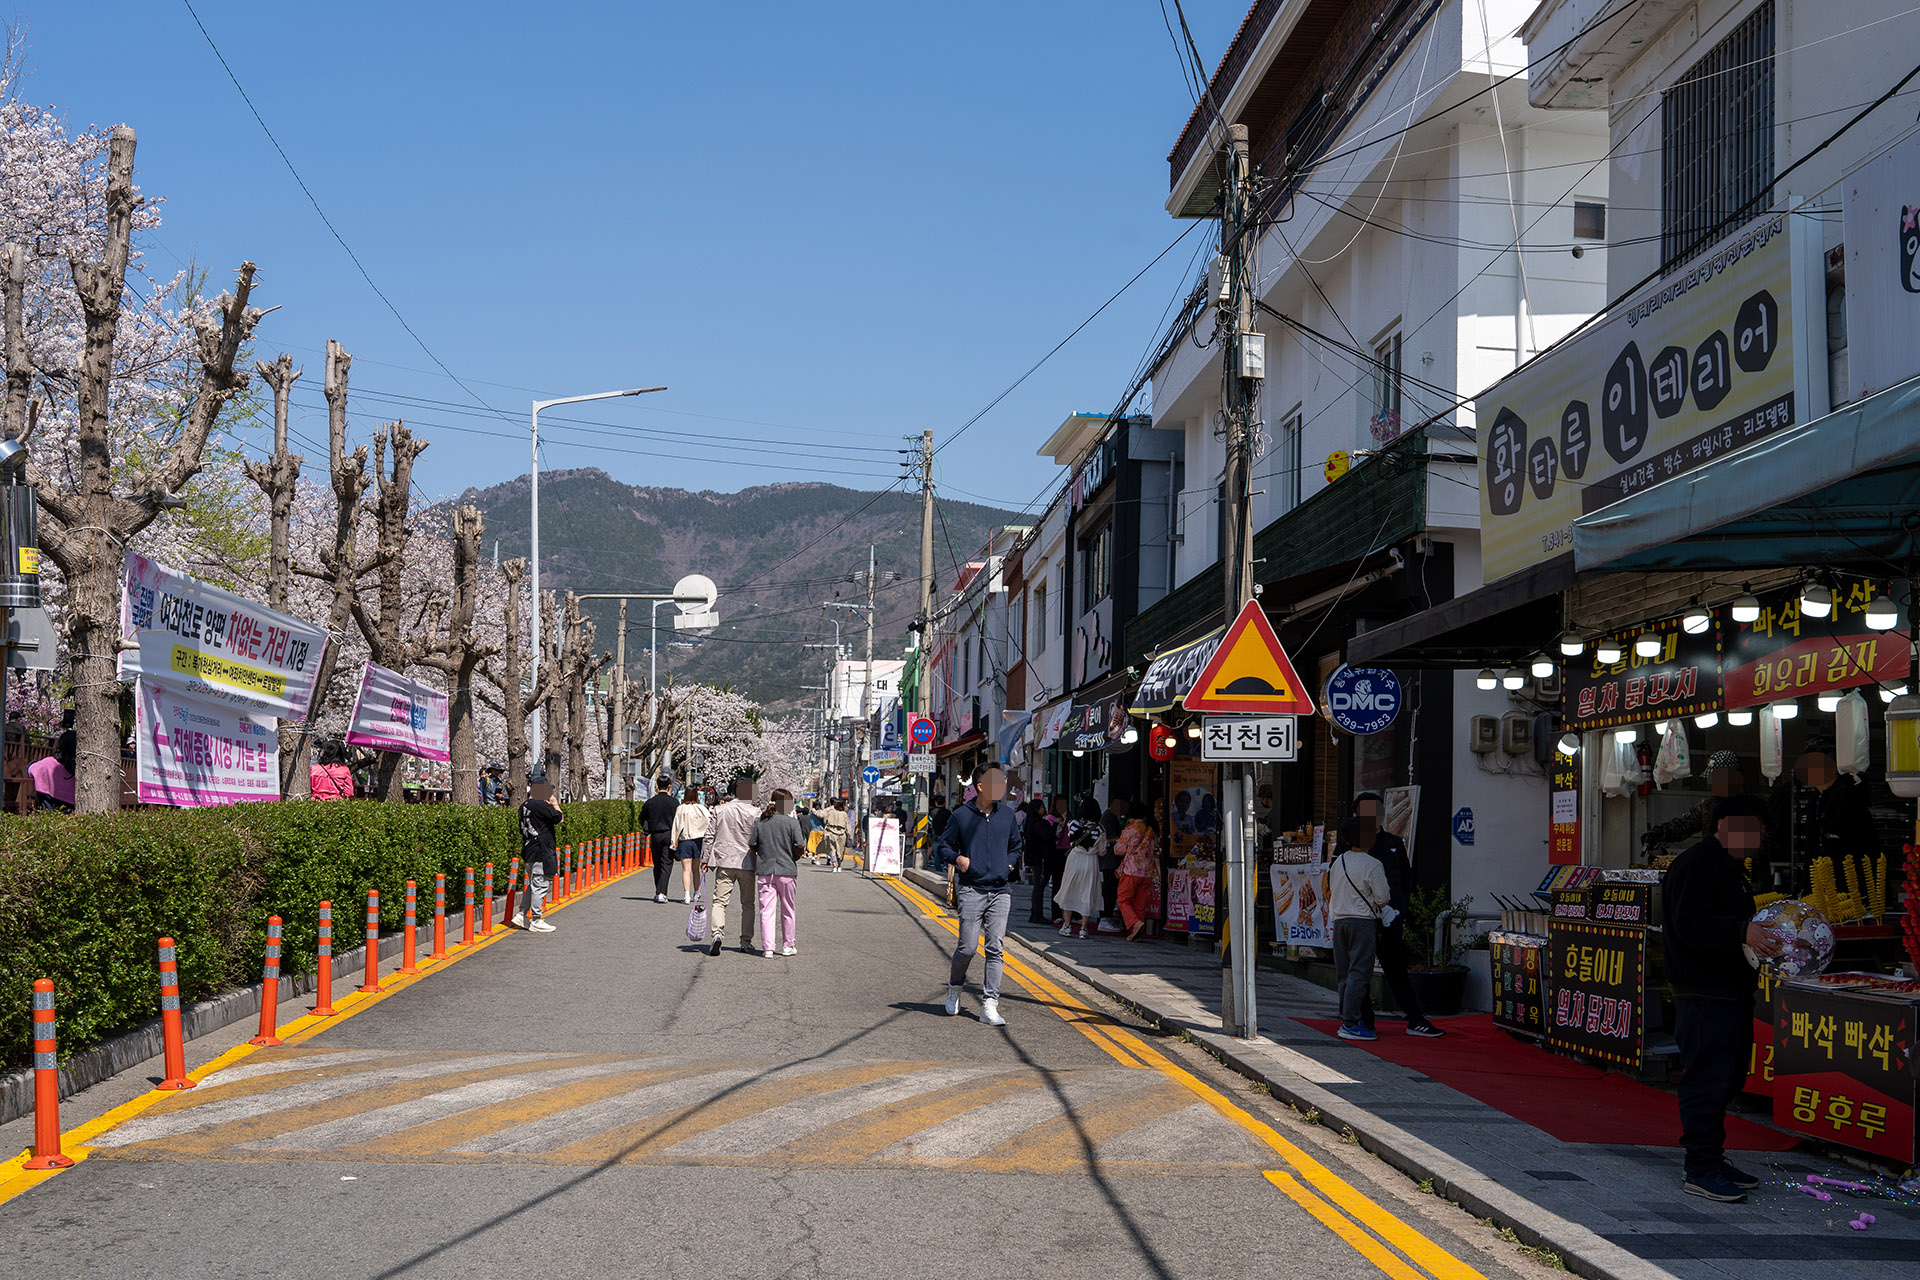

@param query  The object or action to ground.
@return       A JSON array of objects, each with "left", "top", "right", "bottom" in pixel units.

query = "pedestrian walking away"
[
  {"left": 670, "top": 787, "right": 713, "bottom": 904},
  {"left": 1663, "top": 794, "right": 1780, "bottom": 1204},
  {"left": 1113, "top": 801, "right": 1158, "bottom": 941},
  {"left": 642, "top": 777, "right": 680, "bottom": 903},
  {"left": 700, "top": 775, "right": 761, "bottom": 956},
  {"left": 750, "top": 788, "right": 805, "bottom": 956},
  {"left": 1022, "top": 799, "right": 1056, "bottom": 923},
  {"left": 818, "top": 796, "right": 850, "bottom": 871},
  {"left": 512, "top": 776, "right": 563, "bottom": 933},
  {"left": 1328, "top": 816, "right": 1389, "bottom": 1041},
  {"left": 942, "top": 762, "right": 1023, "bottom": 1027},
  {"left": 1345, "top": 792, "right": 1443, "bottom": 1038},
  {"left": 1054, "top": 798, "right": 1106, "bottom": 938}
]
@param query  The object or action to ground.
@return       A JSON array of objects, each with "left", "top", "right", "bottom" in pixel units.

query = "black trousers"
[
  {"left": 1674, "top": 996, "right": 1753, "bottom": 1177},
  {"left": 1361, "top": 922, "right": 1428, "bottom": 1028},
  {"left": 650, "top": 836, "right": 674, "bottom": 896}
]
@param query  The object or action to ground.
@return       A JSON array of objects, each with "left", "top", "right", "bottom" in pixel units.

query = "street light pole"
[
  {"left": 529, "top": 385, "right": 665, "bottom": 772},
  {"left": 572, "top": 579, "right": 716, "bottom": 792}
]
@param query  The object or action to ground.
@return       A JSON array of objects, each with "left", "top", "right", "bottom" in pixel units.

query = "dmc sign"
[{"left": 1325, "top": 666, "right": 1402, "bottom": 736}]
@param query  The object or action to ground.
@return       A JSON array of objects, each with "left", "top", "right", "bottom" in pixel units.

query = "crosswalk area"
[{"left": 86, "top": 1047, "right": 1273, "bottom": 1176}]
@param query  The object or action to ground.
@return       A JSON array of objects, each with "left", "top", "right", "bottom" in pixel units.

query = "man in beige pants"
[{"left": 701, "top": 774, "right": 760, "bottom": 956}]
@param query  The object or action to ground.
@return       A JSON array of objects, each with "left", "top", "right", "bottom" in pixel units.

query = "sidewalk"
[{"left": 905, "top": 870, "right": 1918, "bottom": 1280}]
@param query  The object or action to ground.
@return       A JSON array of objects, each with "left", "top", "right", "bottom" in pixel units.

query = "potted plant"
[{"left": 1401, "top": 887, "right": 1474, "bottom": 1016}]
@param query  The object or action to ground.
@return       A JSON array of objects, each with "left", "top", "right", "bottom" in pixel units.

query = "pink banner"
[
  {"left": 344, "top": 661, "right": 450, "bottom": 761},
  {"left": 135, "top": 680, "right": 280, "bottom": 806}
]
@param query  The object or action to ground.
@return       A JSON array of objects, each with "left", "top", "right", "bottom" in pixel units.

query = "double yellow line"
[
  {"left": 0, "top": 859, "right": 648, "bottom": 1208},
  {"left": 884, "top": 874, "right": 1487, "bottom": 1280}
]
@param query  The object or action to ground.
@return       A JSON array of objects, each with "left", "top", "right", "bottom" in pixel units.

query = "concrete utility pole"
[
  {"left": 915, "top": 430, "right": 934, "bottom": 867},
  {"left": 610, "top": 597, "right": 628, "bottom": 799},
  {"left": 860, "top": 544, "right": 878, "bottom": 828},
  {"left": 1220, "top": 122, "right": 1262, "bottom": 1040}
]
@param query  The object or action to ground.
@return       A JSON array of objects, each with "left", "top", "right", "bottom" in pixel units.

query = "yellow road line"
[
  {"left": 0, "top": 858, "right": 648, "bottom": 1208},
  {"left": 881, "top": 875, "right": 1490, "bottom": 1280}
]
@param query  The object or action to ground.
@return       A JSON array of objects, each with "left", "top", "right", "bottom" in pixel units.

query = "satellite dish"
[{"left": 673, "top": 573, "right": 717, "bottom": 615}]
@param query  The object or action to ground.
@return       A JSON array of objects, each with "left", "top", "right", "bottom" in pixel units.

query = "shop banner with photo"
[
  {"left": 134, "top": 679, "right": 280, "bottom": 807},
  {"left": 1720, "top": 580, "right": 1909, "bottom": 708},
  {"left": 1063, "top": 696, "right": 1127, "bottom": 752},
  {"left": 1167, "top": 756, "right": 1220, "bottom": 861},
  {"left": 1128, "top": 627, "right": 1224, "bottom": 715},
  {"left": 1842, "top": 125, "right": 1920, "bottom": 402},
  {"left": 344, "top": 661, "right": 451, "bottom": 761},
  {"left": 1563, "top": 617, "right": 1724, "bottom": 730},
  {"left": 120, "top": 551, "right": 329, "bottom": 722},
  {"left": 1271, "top": 863, "right": 1330, "bottom": 947},
  {"left": 1479, "top": 213, "right": 1802, "bottom": 582}
]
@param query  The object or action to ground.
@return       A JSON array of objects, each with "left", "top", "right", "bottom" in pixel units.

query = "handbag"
[{"left": 685, "top": 873, "right": 709, "bottom": 943}]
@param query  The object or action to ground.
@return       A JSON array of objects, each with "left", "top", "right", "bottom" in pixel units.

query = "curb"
[
  {"left": 0, "top": 929, "right": 410, "bottom": 1128},
  {"left": 1003, "top": 927, "right": 1683, "bottom": 1280}
]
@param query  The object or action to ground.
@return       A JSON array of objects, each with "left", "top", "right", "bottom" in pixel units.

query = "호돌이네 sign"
[
  {"left": 1545, "top": 920, "right": 1647, "bottom": 1067},
  {"left": 1478, "top": 213, "right": 1801, "bottom": 582}
]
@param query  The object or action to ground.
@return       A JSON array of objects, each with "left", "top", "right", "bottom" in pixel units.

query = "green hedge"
[{"left": 0, "top": 799, "right": 642, "bottom": 1068}]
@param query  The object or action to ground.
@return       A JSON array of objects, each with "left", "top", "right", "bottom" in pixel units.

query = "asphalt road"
[{"left": 0, "top": 863, "right": 1550, "bottom": 1280}]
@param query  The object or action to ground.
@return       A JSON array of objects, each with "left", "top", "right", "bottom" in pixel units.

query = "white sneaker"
[
  {"left": 655, "top": 893, "right": 667, "bottom": 903},
  {"left": 945, "top": 985, "right": 962, "bottom": 1016},
  {"left": 762, "top": 948, "right": 776, "bottom": 958},
  {"left": 682, "top": 892, "right": 692, "bottom": 904},
  {"left": 528, "top": 919, "right": 556, "bottom": 933},
  {"left": 510, "top": 913, "right": 526, "bottom": 929},
  {"left": 980, "top": 998, "right": 1006, "bottom": 1027},
  {"left": 780, "top": 944, "right": 797, "bottom": 957}
]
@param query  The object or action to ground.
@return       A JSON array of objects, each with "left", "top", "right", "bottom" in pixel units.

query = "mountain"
[{"left": 458, "top": 469, "right": 1025, "bottom": 708}]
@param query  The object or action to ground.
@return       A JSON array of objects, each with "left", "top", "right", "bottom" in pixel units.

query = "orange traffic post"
[
  {"left": 505, "top": 857, "right": 521, "bottom": 916},
  {"left": 359, "top": 890, "right": 381, "bottom": 994},
  {"left": 462, "top": 867, "right": 476, "bottom": 945},
  {"left": 23, "top": 979, "right": 72, "bottom": 1169},
  {"left": 155, "top": 938, "right": 195, "bottom": 1090},
  {"left": 313, "top": 902, "right": 337, "bottom": 1016},
  {"left": 400, "top": 881, "right": 419, "bottom": 974},
  {"left": 481, "top": 863, "right": 495, "bottom": 935},
  {"left": 432, "top": 873, "right": 448, "bottom": 959},
  {"left": 250, "top": 916, "right": 285, "bottom": 1047}
]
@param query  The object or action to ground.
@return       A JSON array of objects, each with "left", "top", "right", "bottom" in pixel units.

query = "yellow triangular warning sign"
[{"left": 1179, "top": 599, "right": 1315, "bottom": 715}]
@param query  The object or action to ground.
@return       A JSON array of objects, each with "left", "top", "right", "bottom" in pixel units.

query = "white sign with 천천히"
[{"left": 1200, "top": 714, "right": 1297, "bottom": 762}]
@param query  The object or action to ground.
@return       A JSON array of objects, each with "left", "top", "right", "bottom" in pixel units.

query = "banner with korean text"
[
  {"left": 1478, "top": 213, "right": 1799, "bottom": 582},
  {"left": 120, "top": 552, "right": 328, "bottom": 722},
  {"left": 134, "top": 679, "right": 280, "bottom": 806},
  {"left": 344, "top": 661, "right": 451, "bottom": 761}
]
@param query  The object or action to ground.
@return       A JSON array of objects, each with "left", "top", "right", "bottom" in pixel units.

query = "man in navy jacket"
[{"left": 942, "top": 762, "right": 1024, "bottom": 1026}]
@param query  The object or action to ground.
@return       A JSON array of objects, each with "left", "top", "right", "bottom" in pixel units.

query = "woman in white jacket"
[{"left": 670, "top": 788, "right": 713, "bottom": 904}]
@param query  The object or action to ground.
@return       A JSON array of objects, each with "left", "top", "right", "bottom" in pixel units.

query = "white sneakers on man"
[
  {"left": 980, "top": 999, "right": 1007, "bottom": 1027},
  {"left": 528, "top": 919, "right": 556, "bottom": 933},
  {"left": 945, "top": 985, "right": 962, "bottom": 1016},
  {"left": 510, "top": 913, "right": 526, "bottom": 929}
]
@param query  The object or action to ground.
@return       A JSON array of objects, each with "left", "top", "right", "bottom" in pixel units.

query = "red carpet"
[{"left": 1297, "top": 1015, "right": 1798, "bottom": 1150}]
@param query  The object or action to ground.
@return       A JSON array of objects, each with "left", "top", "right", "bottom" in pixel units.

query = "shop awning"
[
  {"left": 1575, "top": 373, "right": 1920, "bottom": 572},
  {"left": 1345, "top": 555, "right": 1574, "bottom": 668},
  {"left": 1128, "top": 625, "right": 1225, "bottom": 715}
]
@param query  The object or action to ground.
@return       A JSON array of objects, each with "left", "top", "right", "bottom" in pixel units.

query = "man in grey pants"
[
  {"left": 941, "top": 763, "right": 1025, "bottom": 1027},
  {"left": 1328, "top": 815, "right": 1390, "bottom": 1042}
]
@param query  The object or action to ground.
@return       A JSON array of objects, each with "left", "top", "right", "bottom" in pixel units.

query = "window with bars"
[{"left": 1662, "top": 2, "right": 1774, "bottom": 269}]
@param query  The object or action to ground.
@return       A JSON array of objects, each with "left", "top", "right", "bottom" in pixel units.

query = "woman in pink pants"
[{"left": 750, "top": 788, "right": 806, "bottom": 957}]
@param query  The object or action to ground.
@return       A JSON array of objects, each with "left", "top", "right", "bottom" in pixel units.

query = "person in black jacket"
[
  {"left": 1343, "top": 793, "right": 1443, "bottom": 1038},
  {"left": 1662, "top": 793, "right": 1782, "bottom": 1203},
  {"left": 941, "top": 763, "right": 1024, "bottom": 1027},
  {"left": 1024, "top": 800, "right": 1059, "bottom": 924},
  {"left": 642, "top": 778, "right": 680, "bottom": 904}
]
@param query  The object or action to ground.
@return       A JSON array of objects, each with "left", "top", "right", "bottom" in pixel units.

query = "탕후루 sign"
[
  {"left": 1720, "top": 580, "right": 1909, "bottom": 709},
  {"left": 1562, "top": 616, "right": 1723, "bottom": 730},
  {"left": 134, "top": 680, "right": 279, "bottom": 807},
  {"left": 344, "top": 661, "right": 450, "bottom": 761},
  {"left": 121, "top": 552, "right": 329, "bottom": 722},
  {"left": 1478, "top": 213, "right": 1801, "bottom": 582},
  {"left": 1545, "top": 920, "right": 1647, "bottom": 1067},
  {"left": 1772, "top": 982, "right": 1917, "bottom": 1163}
]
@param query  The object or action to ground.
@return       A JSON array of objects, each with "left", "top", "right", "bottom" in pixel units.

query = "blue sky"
[{"left": 22, "top": 2, "right": 1246, "bottom": 513}]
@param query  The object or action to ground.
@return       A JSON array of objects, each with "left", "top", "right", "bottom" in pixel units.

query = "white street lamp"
[{"left": 530, "top": 386, "right": 665, "bottom": 773}]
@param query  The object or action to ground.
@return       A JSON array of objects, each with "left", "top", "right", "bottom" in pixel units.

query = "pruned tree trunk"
[
  {"left": 418, "top": 505, "right": 497, "bottom": 805},
  {"left": 355, "top": 420, "right": 428, "bottom": 801},
  {"left": 244, "top": 352, "right": 305, "bottom": 796},
  {"left": 489, "top": 557, "right": 550, "bottom": 807},
  {"left": 2, "top": 244, "right": 29, "bottom": 442},
  {"left": 292, "top": 340, "right": 377, "bottom": 794},
  {"left": 540, "top": 589, "right": 564, "bottom": 788},
  {"left": 26, "top": 127, "right": 264, "bottom": 812}
]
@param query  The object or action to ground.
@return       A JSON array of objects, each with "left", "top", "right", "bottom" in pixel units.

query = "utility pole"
[
  {"left": 860, "top": 544, "right": 878, "bottom": 833},
  {"left": 915, "top": 429, "right": 934, "bottom": 865},
  {"left": 1220, "top": 122, "right": 1262, "bottom": 1040},
  {"left": 610, "top": 597, "right": 628, "bottom": 800}
]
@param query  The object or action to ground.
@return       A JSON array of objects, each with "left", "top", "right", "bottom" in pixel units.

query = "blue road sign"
[{"left": 861, "top": 765, "right": 882, "bottom": 785}]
